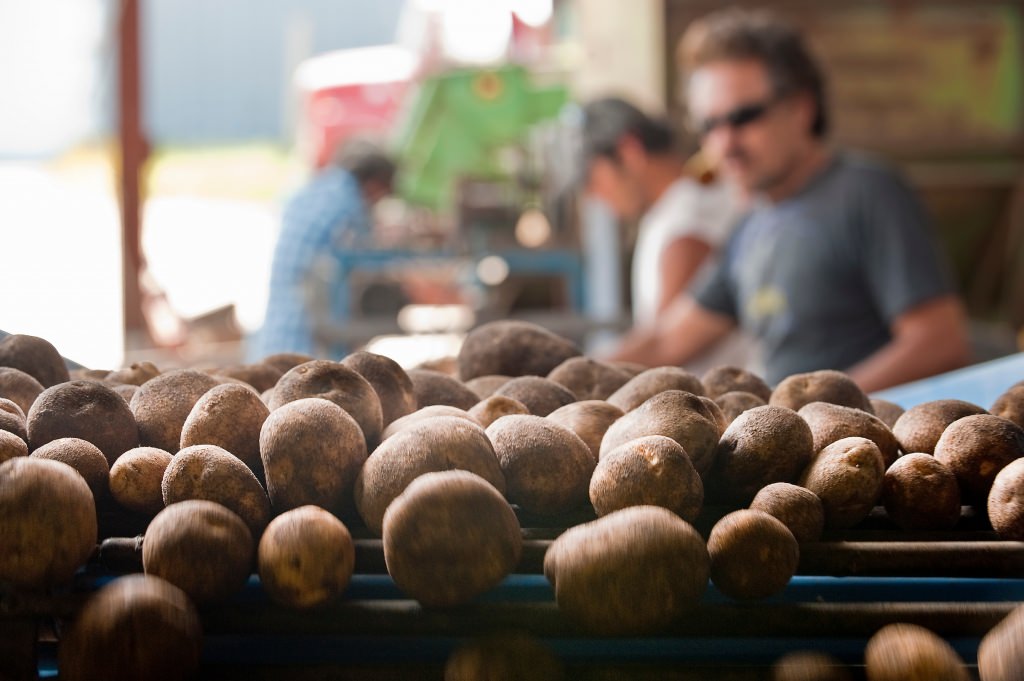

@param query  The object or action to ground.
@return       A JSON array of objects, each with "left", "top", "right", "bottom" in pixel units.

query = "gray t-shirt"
[{"left": 694, "top": 153, "right": 954, "bottom": 385}]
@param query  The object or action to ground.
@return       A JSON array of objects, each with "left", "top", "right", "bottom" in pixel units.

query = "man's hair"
[
  {"left": 332, "top": 138, "right": 395, "bottom": 188},
  {"left": 581, "top": 97, "right": 677, "bottom": 164},
  {"left": 679, "top": 9, "right": 828, "bottom": 138}
]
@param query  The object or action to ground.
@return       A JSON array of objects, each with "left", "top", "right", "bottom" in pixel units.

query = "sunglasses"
[{"left": 692, "top": 96, "right": 780, "bottom": 137}]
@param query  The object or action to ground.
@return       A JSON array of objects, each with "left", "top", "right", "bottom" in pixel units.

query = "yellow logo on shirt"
[{"left": 748, "top": 286, "right": 787, "bottom": 319}]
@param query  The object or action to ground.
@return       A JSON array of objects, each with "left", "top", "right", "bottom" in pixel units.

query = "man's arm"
[
  {"left": 847, "top": 295, "right": 971, "bottom": 392},
  {"left": 655, "top": 236, "right": 713, "bottom": 314},
  {"left": 607, "top": 295, "right": 736, "bottom": 367}
]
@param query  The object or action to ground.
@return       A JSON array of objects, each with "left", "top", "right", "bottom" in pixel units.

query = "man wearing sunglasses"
[{"left": 609, "top": 9, "right": 970, "bottom": 391}]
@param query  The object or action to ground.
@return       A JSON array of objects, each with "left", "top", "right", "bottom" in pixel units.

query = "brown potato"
[
  {"left": 270, "top": 360, "right": 383, "bottom": 449},
  {"left": 445, "top": 634, "right": 564, "bottom": 681},
  {"left": 113, "top": 384, "right": 138, "bottom": 404},
  {"left": 58, "top": 574, "right": 202, "bottom": 681},
  {"left": 606, "top": 360, "right": 647, "bottom": 377},
  {"left": 493, "top": 375, "right": 577, "bottom": 416},
  {"left": 0, "top": 396, "right": 26, "bottom": 441},
  {"left": 130, "top": 370, "right": 219, "bottom": 453},
  {"left": 464, "top": 374, "right": 513, "bottom": 400},
  {"left": 864, "top": 623, "right": 968, "bottom": 681},
  {"left": 414, "top": 355, "right": 459, "bottom": 376},
  {"left": 341, "top": 350, "right": 418, "bottom": 426},
  {"left": 213, "top": 363, "right": 282, "bottom": 393},
  {"left": 992, "top": 385, "right": 1024, "bottom": 430},
  {"left": 143, "top": 499, "right": 253, "bottom": 604},
  {"left": 987, "top": 458, "right": 1024, "bottom": 540},
  {"left": 772, "top": 651, "right": 852, "bottom": 681},
  {"left": 110, "top": 447, "right": 174, "bottom": 515},
  {"left": 700, "top": 395, "right": 729, "bottom": 435},
  {"left": 0, "top": 366, "right": 45, "bottom": 415},
  {"left": 381, "top": 405, "right": 479, "bottom": 440},
  {"left": 71, "top": 368, "right": 111, "bottom": 381},
  {"left": 546, "top": 356, "right": 631, "bottom": 401},
  {"left": 546, "top": 400, "right": 623, "bottom": 462},
  {"left": 544, "top": 505, "right": 708, "bottom": 635},
  {"left": 355, "top": 416, "right": 504, "bottom": 535},
  {"left": 600, "top": 390, "right": 720, "bottom": 475},
  {"left": 870, "top": 398, "right": 905, "bottom": 429},
  {"left": 28, "top": 380, "right": 138, "bottom": 466},
  {"left": 106, "top": 361, "right": 161, "bottom": 387},
  {"left": 798, "top": 401, "right": 900, "bottom": 467},
  {"left": 458, "top": 320, "right": 581, "bottom": 380},
  {"left": 750, "top": 482, "right": 825, "bottom": 543},
  {"left": 0, "top": 457, "right": 96, "bottom": 589},
  {"left": 487, "top": 415, "right": 594, "bottom": 517},
  {"left": 407, "top": 368, "right": 480, "bottom": 411},
  {"left": 702, "top": 365, "right": 771, "bottom": 401},
  {"left": 259, "top": 398, "right": 367, "bottom": 516},
  {"left": 0, "top": 333, "right": 69, "bottom": 387},
  {"left": 892, "top": 399, "right": 987, "bottom": 455},
  {"left": 31, "top": 437, "right": 109, "bottom": 500},
  {"left": 0, "top": 429, "right": 28, "bottom": 464},
  {"left": 711, "top": 405, "right": 814, "bottom": 503},
  {"left": 162, "top": 444, "right": 271, "bottom": 538},
  {"left": 383, "top": 470, "right": 521, "bottom": 607},
  {"left": 883, "top": 453, "right": 960, "bottom": 531},
  {"left": 180, "top": 383, "right": 270, "bottom": 479},
  {"left": 715, "top": 390, "right": 767, "bottom": 425},
  {"left": 607, "top": 366, "right": 705, "bottom": 412},
  {"left": 978, "top": 603, "right": 1024, "bottom": 681},
  {"left": 258, "top": 505, "right": 355, "bottom": 608},
  {"left": 799, "top": 437, "right": 885, "bottom": 529},
  {"left": 469, "top": 395, "right": 529, "bottom": 428},
  {"left": 590, "top": 435, "right": 703, "bottom": 521},
  {"left": 708, "top": 509, "right": 799, "bottom": 600},
  {"left": 261, "top": 352, "right": 315, "bottom": 374},
  {"left": 934, "top": 414, "right": 1024, "bottom": 501},
  {"left": 770, "top": 370, "right": 872, "bottom": 414}
]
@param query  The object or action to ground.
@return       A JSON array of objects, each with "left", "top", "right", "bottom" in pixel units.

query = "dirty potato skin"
[
  {"left": 978, "top": 603, "right": 1024, "bottom": 681},
  {"left": 258, "top": 505, "right": 355, "bottom": 608},
  {"left": 589, "top": 435, "right": 703, "bottom": 521},
  {"left": 28, "top": 380, "right": 139, "bottom": 466},
  {"left": 143, "top": 499, "right": 253, "bottom": 604},
  {"left": 546, "top": 400, "right": 623, "bottom": 462},
  {"left": 463, "top": 375, "right": 513, "bottom": 400},
  {"left": 798, "top": 401, "right": 900, "bottom": 467},
  {"left": 109, "top": 447, "right": 174, "bottom": 515},
  {"left": 547, "top": 356, "right": 631, "bottom": 401},
  {"left": 934, "top": 413, "right": 1024, "bottom": 502},
  {"left": 0, "top": 367, "right": 45, "bottom": 416},
  {"left": 702, "top": 365, "right": 772, "bottom": 401},
  {"left": 987, "top": 458, "right": 1024, "bottom": 540},
  {"left": 992, "top": 386, "right": 1024, "bottom": 430},
  {"left": 883, "top": 453, "right": 960, "bottom": 531},
  {"left": 708, "top": 509, "right": 799, "bottom": 600},
  {"left": 0, "top": 333, "right": 69, "bottom": 387},
  {"left": 106, "top": 361, "right": 161, "bottom": 387},
  {"left": 0, "top": 429, "right": 28, "bottom": 464},
  {"left": 715, "top": 391, "right": 767, "bottom": 425},
  {"left": 457, "top": 320, "right": 581, "bottom": 381},
  {"left": 407, "top": 368, "right": 480, "bottom": 411},
  {"left": 383, "top": 471, "right": 521, "bottom": 607},
  {"left": 870, "top": 399, "right": 905, "bottom": 429},
  {"left": 341, "top": 351, "right": 418, "bottom": 427},
  {"left": 770, "top": 370, "right": 873, "bottom": 414},
  {"left": 799, "top": 437, "right": 885, "bottom": 529},
  {"left": 381, "top": 405, "right": 479, "bottom": 439},
  {"left": 31, "top": 437, "right": 109, "bottom": 500},
  {"left": 469, "top": 395, "right": 529, "bottom": 428},
  {"left": 493, "top": 376, "right": 577, "bottom": 416},
  {"left": 180, "top": 383, "right": 270, "bottom": 479},
  {"left": 892, "top": 399, "right": 987, "bottom": 455},
  {"left": 607, "top": 366, "right": 705, "bottom": 412},
  {"left": 864, "top": 623, "right": 969, "bottom": 681},
  {"left": 261, "top": 352, "right": 315, "bottom": 375},
  {"left": 543, "top": 505, "right": 709, "bottom": 635},
  {"left": 130, "top": 370, "right": 219, "bottom": 453},
  {"left": 212, "top": 363, "right": 282, "bottom": 393},
  {"left": 750, "top": 482, "right": 825, "bottom": 543}
]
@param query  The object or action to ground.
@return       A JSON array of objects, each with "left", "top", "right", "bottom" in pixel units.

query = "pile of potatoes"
[{"left": 2, "top": 325, "right": 1024, "bottom": 674}]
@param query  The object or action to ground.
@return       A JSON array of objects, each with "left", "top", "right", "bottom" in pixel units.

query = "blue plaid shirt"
[{"left": 253, "top": 168, "right": 370, "bottom": 360}]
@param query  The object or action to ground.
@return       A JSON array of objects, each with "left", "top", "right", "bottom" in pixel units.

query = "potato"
[
  {"left": 110, "top": 447, "right": 173, "bottom": 515},
  {"left": 0, "top": 429, "right": 28, "bottom": 464},
  {"left": 381, "top": 405, "right": 479, "bottom": 439},
  {"left": 445, "top": 634, "right": 564, "bottom": 681},
  {"left": 0, "top": 396, "right": 26, "bottom": 441},
  {"left": 355, "top": 416, "right": 504, "bottom": 535},
  {"left": 28, "top": 380, "right": 138, "bottom": 466},
  {"left": 702, "top": 365, "right": 771, "bottom": 401},
  {"left": 933, "top": 414, "right": 1024, "bottom": 501},
  {"left": 0, "top": 457, "right": 96, "bottom": 589},
  {"left": 864, "top": 623, "right": 968, "bottom": 681},
  {"left": 162, "top": 444, "right": 271, "bottom": 538},
  {"left": 383, "top": 470, "right": 521, "bottom": 607},
  {"left": 546, "top": 356, "right": 631, "bottom": 401},
  {"left": 892, "top": 399, "right": 986, "bottom": 455},
  {"left": 773, "top": 651, "right": 852, "bottom": 681},
  {"left": 590, "top": 435, "right": 703, "bottom": 521},
  {"left": 212, "top": 363, "right": 281, "bottom": 393},
  {"left": 0, "top": 366, "right": 45, "bottom": 415},
  {"left": 715, "top": 390, "right": 767, "bottom": 424},
  {"left": 708, "top": 509, "right": 798, "bottom": 600},
  {"left": 58, "top": 575, "right": 202, "bottom": 681},
  {"left": 607, "top": 366, "right": 705, "bottom": 412},
  {"left": 341, "top": 350, "right": 417, "bottom": 426},
  {"left": 31, "top": 437, "right": 109, "bottom": 500},
  {"left": 992, "top": 385, "right": 1024, "bottom": 430},
  {"left": 546, "top": 400, "right": 623, "bottom": 462},
  {"left": 271, "top": 360, "right": 383, "bottom": 449},
  {"left": 71, "top": 368, "right": 111, "bottom": 381},
  {"left": 180, "top": 383, "right": 270, "bottom": 479},
  {"left": 543, "top": 505, "right": 708, "bottom": 634},
  {"left": 700, "top": 395, "right": 729, "bottom": 435},
  {"left": 113, "top": 384, "right": 138, "bottom": 404},
  {"left": 469, "top": 395, "right": 529, "bottom": 428},
  {"left": 883, "top": 453, "right": 960, "bottom": 531},
  {"left": 464, "top": 374, "right": 512, "bottom": 400},
  {"left": 486, "top": 415, "right": 594, "bottom": 516},
  {"left": 987, "top": 458, "right": 1024, "bottom": 540},
  {"left": 607, "top": 360, "right": 647, "bottom": 377},
  {"left": 0, "top": 333, "right": 69, "bottom": 387},
  {"left": 259, "top": 398, "right": 367, "bottom": 516},
  {"left": 414, "top": 355, "right": 459, "bottom": 376},
  {"left": 978, "top": 603, "right": 1024, "bottom": 681},
  {"left": 258, "top": 505, "right": 355, "bottom": 608},
  {"left": 711, "top": 405, "right": 814, "bottom": 503},
  {"left": 799, "top": 437, "right": 885, "bottom": 529},
  {"left": 750, "top": 482, "right": 825, "bottom": 543},
  {"left": 143, "top": 499, "right": 253, "bottom": 604},
  {"left": 458, "top": 320, "right": 581, "bottom": 380},
  {"left": 600, "top": 390, "right": 720, "bottom": 475},
  {"left": 407, "top": 368, "right": 480, "bottom": 411},
  {"left": 770, "top": 370, "right": 872, "bottom": 414},
  {"left": 106, "top": 361, "right": 161, "bottom": 387},
  {"left": 261, "top": 351, "right": 315, "bottom": 374},
  {"left": 798, "top": 401, "right": 900, "bottom": 467},
  {"left": 870, "top": 398, "right": 905, "bottom": 429},
  {"left": 130, "top": 369, "right": 219, "bottom": 453},
  {"left": 493, "top": 375, "right": 577, "bottom": 416}
]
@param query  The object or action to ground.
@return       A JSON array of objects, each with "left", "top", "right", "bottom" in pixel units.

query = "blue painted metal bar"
[{"left": 873, "top": 352, "right": 1024, "bottom": 409}]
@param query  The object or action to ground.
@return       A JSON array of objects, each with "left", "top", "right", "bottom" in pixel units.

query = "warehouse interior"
[{"left": 2, "top": 0, "right": 1024, "bottom": 679}]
